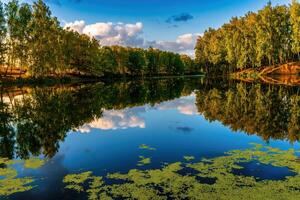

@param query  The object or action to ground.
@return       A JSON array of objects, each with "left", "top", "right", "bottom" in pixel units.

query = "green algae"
[
  {"left": 63, "top": 171, "right": 93, "bottom": 192},
  {"left": 24, "top": 158, "right": 45, "bottom": 169},
  {"left": 139, "top": 144, "right": 156, "bottom": 151},
  {"left": 62, "top": 143, "right": 300, "bottom": 199},
  {"left": 0, "top": 157, "right": 45, "bottom": 197},
  {"left": 137, "top": 156, "right": 151, "bottom": 166},
  {"left": 183, "top": 156, "right": 195, "bottom": 162}
]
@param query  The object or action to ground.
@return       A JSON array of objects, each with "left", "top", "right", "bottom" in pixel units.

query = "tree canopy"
[
  {"left": 0, "top": 0, "right": 198, "bottom": 79},
  {"left": 195, "top": 1, "right": 300, "bottom": 74}
]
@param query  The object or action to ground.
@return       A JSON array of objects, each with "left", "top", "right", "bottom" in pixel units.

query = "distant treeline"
[
  {"left": 195, "top": 1, "right": 300, "bottom": 74},
  {"left": 0, "top": 0, "right": 198, "bottom": 79}
]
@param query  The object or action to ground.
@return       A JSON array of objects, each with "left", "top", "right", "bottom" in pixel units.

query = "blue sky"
[
  {"left": 4, "top": 0, "right": 291, "bottom": 55},
  {"left": 47, "top": 0, "right": 289, "bottom": 40}
]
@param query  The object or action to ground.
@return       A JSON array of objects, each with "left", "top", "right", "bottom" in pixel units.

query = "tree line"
[
  {"left": 0, "top": 0, "right": 198, "bottom": 79},
  {"left": 195, "top": 0, "right": 300, "bottom": 75}
]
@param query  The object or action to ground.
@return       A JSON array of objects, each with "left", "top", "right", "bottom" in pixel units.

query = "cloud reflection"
[
  {"left": 77, "top": 94, "right": 197, "bottom": 132},
  {"left": 78, "top": 107, "right": 146, "bottom": 133},
  {"left": 154, "top": 94, "right": 198, "bottom": 116}
]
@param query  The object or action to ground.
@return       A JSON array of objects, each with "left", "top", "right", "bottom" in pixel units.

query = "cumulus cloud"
[
  {"left": 166, "top": 13, "right": 194, "bottom": 23},
  {"left": 65, "top": 21, "right": 144, "bottom": 47},
  {"left": 77, "top": 107, "right": 146, "bottom": 133},
  {"left": 64, "top": 20, "right": 85, "bottom": 33},
  {"left": 147, "top": 33, "right": 202, "bottom": 57},
  {"left": 64, "top": 20, "right": 201, "bottom": 56}
]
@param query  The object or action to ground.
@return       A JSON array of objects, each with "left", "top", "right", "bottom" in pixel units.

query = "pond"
[{"left": 1, "top": 76, "right": 300, "bottom": 199}]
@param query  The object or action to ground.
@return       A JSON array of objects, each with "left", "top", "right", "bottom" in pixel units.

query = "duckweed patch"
[
  {"left": 63, "top": 144, "right": 300, "bottom": 200},
  {"left": 137, "top": 156, "right": 151, "bottom": 166},
  {"left": 24, "top": 158, "right": 45, "bottom": 169},
  {"left": 139, "top": 144, "right": 156, "bottom": 151},
  {"left": 63, "top": 171, "right": 93, "bottom": 192},
  {"left": 183, "top": 156, "right": 195, "bottom": 162},
  {"left": 0, "top": 157, "right": 45, "bottom": 197}
]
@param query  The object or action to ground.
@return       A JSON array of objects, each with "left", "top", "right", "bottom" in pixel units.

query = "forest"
[
  {"left": 0, "top": 0, "right": 198, "bottom": 79},
  {"left": 195, "top": 0, "right": 300, "bottom": 75}
]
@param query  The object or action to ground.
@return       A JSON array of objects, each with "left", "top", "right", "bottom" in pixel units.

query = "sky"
[{"left": 3, "top": 0, "right": 291, "bottom": 56}]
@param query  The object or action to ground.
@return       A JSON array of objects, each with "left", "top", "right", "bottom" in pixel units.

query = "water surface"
[{"left": 1, "top": 77, "right": 300, "bottom": 199}]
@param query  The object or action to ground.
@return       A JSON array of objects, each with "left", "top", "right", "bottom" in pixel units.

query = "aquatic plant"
[
  {"left": 24, "top": 158, "right": 45, "bottom": 169},
  {"left": 63, "top": 171, "right": 93, "bottom": 192},
  {"left": 137, "top": 156, "right": 151, "bottom": 166},
  {"left": 183, "top": 156, "right": 195, "bottom": 162},
  {"left": 0, "top": 157, "right": 45, "bottom": 197},
  {"left": 63, "top": 144, "right": 300, "bottom": 199},
  {"left": 139, "top": 144, "right": 156, "bottom": 151}
]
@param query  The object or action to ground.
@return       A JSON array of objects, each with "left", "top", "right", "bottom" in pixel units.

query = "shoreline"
[
  {"left": 0, "top": 74, "right": 205, "bottom": 86},
  {"left": 230, "top": 62, "right": 300, "bottom": 86}
]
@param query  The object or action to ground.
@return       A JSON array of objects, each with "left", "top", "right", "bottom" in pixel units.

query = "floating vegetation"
[
  {"left": 63, "top": 144, "right": 300, "bottom": 199},
  {"left": 63, "top": 172, "right": 93, "bottom": 192},
  {"left": 0, "top": 157, "right": 45, "bottom": 197},
  {"left": 139, "top": 144, "right": 156, "bottom": 151},
  {"left": 137, "top": 156, "right": 151, "bottom": 166},
  {"left": 183, "top": 156, "right": 195, "bottom": 162},
  {"left": 24, "top": 158, "right": 45, "bottom": 169}
]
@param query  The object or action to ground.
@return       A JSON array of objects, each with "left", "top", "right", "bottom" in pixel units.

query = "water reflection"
[
  {"left": 0, "top": 78, "right": 202, "bottom": 159},
  {"left": 155, "top": 94, "right": 198, "bottom": 116},
  {"left": 0, "top": 77, "right": 299, "bottom": 161},
  {"left": 78, "top": 107, "right": 146, "bottom": 133},
  {"left": 196, "top": 82, "right": 300, "bottom": 142}
]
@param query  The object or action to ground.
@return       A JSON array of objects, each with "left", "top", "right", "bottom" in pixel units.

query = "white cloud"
[
  {"left": 65, "top": 21, "right": 144, "bottom": 47},
  {"left": 77, "top": 107, "right": 146, "bottom": 133},
  {"left": 148, "top": 33, "right": 202, "bottom": 57},
  {"left": 64, "top": 20, "right": 85, "bottom": 33},
  {"left": 64, "top": 20, "right": 201, "bottom": 56}
]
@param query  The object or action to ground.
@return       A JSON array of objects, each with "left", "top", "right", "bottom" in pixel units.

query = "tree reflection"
[
  {"left": 0, "top": 78, "right": 202, "bottom": 159},
  {"left": 1, "top": 77, "right": 299, "bottom": 159},
  {"left": 196, "top": 83, "right": 300, "bottom": 143}
]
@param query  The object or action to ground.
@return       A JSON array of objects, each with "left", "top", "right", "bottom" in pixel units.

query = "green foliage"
[
  {"left": 195, "top": 2, "right": 299, "bottom": 74},
  {"left": 0, "top": 1, "right": 199, "bottom": 79},
  {"left": 63, "top": 144, "right": 300, "bottom": 199},
  {"left": 0, "top": 2, "right": 6, "bottom": 66},
  {"left": 291, "top": 0, "right": 300, "bottom": 56}
]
